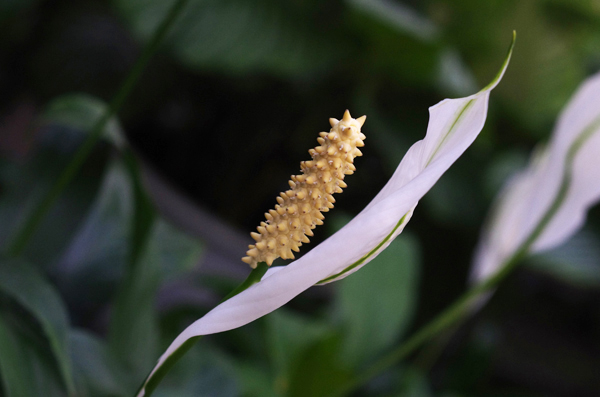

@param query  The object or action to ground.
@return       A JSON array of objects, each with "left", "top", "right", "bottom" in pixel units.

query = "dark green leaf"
[
  {"left": 287, "top": 334, "right": 353, "bottom": 397},
  {"left": 109, "top": 154, "right": 203, "bottom": 383},
  {"left": 55, "top": 160, "right": 133, "bottom": 311},
  {"left": 139, "top": 263, "right": 263, "bottom": 397},
  {"left": 266, "top": 309, "right": 331, "bottom": 393},
  {"left": 152, "top": 341, "right": 239, "bottom": 397},
  {"left": 109, "top": 217, "right": 205, "bottom": 377},
  {"left": 0, "top": 259, "right": 75, "bottom": 395},
  {"left": 108, "top": 173, "right": 158, "bottom": 381},
  {"left": 346, "top": 0, "right": 442, "bottom": 86},
  {"left": 234, "top": 361, "right": 278, "bottom": 397},
  {"left": 0, "top": 133, "right": 106, "bottom": 266},
  {"left": 347, "top": 0, "right": 438, "bottom": 42},
  {"left": 397, "top": 367, "right": 433, "bottom": 397},
  {"left": 335, "top": 233, "right": 421, "bottom": 367},
  {"left": 0, "top": 311, "right": 68, "bottom": 396},
  {"left": 0, "top": 311, "right": 39, "bottom": 397},
  {"left": 70, "top": 329, "right": 130, "bottom": 397},
  {"left": 40, "top": 93, "right": 125, "bottom": 147},
  {"left": 115, "top": 0, "right": 346, "bottom": 77}
]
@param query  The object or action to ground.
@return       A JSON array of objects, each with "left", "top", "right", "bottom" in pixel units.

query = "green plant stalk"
[
  {"left": 332, "top": 218, "right": 549, "bottom": 396},
  {"left": 336, "top": 252, "right": 526, "bottom": 396},
  {"left": 6, "top": 0, "right": 190, "bottom": 257},
  {"left": 334, "top": 114, "right": 600, "bottom": 397}
]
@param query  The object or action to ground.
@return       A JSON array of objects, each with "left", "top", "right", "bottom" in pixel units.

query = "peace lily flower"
[
  {"left": 138, "top": 34, "right": 515, "bottom": 396},
  {"left": 472, "top": 70, "right": 600, "bottom": 283}
]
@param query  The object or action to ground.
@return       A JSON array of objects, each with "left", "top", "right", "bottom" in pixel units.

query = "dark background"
[{"left": 1, "top": 0, "right": 600, "bottom": 396}]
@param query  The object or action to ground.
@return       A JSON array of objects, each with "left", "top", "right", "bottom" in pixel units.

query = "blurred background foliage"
[{"left": 1, "top": 0, "right": 600, "bottom": 395}]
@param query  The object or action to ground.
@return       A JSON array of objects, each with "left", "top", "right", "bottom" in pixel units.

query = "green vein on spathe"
[
  {"left": 480, "top": 30, "right": 516, "bottom": 93},
  {"left": 520, "top": 113, "right": 600, "bottom": 261},
  {"left": 317, "top": 213, "right": 409, "bottom": 284},
  {"left": 317, "top": 80, "right": 476, "bottom": 284},
  {"left": 317, "top": 88, "right": 475, "bottom": 284},
  {"left": 425, "top": 99, "right": 475, "bottom": 168},
  {"left": 318, "top": 32, "right": 516, "bottom": 285},
  {"left": 567, "top": 115, "right": 600, "bottom": 163},
  {"left": 426, "top": 30, "right": 515, "bottom": 168}
]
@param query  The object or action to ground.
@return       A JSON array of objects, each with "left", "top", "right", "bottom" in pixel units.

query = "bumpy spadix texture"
[{"left": 242, "top": 110, "right": 366, "bottom": 268}]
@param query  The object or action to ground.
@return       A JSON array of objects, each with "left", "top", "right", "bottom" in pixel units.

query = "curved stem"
[
  {"left": 6, "top": 0, "right": 190, "bottom": 257},
  {"left": 332, "top": 249, "right": 527, "bottom": 396},
  {"left": 334, "top": 114, "right": 596, "bottom": 395}
]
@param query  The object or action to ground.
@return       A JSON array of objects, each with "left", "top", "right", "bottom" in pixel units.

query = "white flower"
[
  {"left": 138, "top": 36, "right": 515, "bottom": 396},
  {"left": 473, "top": 70, "right": 600, "bottom": 282}
]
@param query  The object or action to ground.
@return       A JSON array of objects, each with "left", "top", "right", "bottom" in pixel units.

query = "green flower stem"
[
  {"left": 138, "top": 262, "right": 269, "bottom": 397},
  {"left": 334, "top": 250, "right": 526, "bottom": 397},
  {"left": 222, "top": 262, "right": 270, "bottom": 302},
  {"left": 5, "top": 0, "right": 190, "bottom": 257},
  {"left": 335, "top": 113, "right": 600, "bottom": 397}
]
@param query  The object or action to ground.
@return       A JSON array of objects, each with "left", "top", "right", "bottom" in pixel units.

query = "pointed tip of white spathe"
[
  {"left": 480, "top": 31, "right": 516, "bottom": 93},
  {"left": 428, "top": 32, "right": 515, "bottom": 115}
]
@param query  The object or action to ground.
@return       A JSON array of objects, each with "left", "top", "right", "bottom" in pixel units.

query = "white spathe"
[
  {"left": 138, "top": 38, "right": 515, "bottom": 396},
  {"left": 473, "top": 71, "right": 600, "bottom": 282}
]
